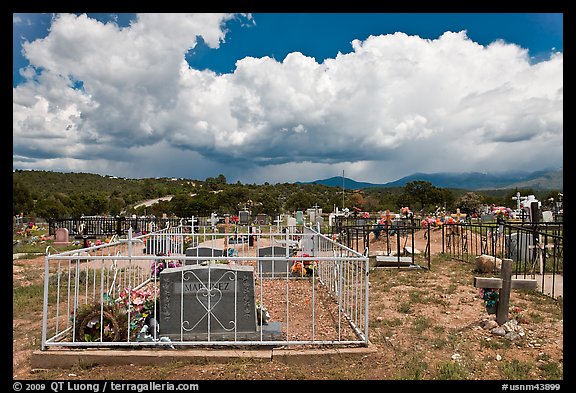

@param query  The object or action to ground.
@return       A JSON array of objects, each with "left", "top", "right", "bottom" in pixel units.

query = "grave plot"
[
  {"left": 255, "top": 278, "right": 360, "bottom": 344},
  {"left": 40, "top": 226, "right": 369, "bottom": 350}
]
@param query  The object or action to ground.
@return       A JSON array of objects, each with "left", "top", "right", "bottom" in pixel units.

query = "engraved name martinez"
[{"left": 174, "top": 281, "right": 233, "bottom": 294}]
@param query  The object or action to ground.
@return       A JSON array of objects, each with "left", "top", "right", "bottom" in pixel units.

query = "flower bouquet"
[
  {"left": 290, "top": 253, "right": 318, "bottom": 277},
  {"left": 116, "top": 284, "right": 159, "bottom": 336},
  {"left": 479, "top": 288, "right": 499, "bottom": 314},
  {"left": 492, "top": 207, "right": 511, "bottom": 222},
  {"left": 151, "top": 253, "right": 182, "bottom": 277}
]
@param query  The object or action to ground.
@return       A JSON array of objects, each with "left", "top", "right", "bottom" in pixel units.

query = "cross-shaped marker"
[{"left": 474, "top": 258, "right": 537, "bottom": 324}]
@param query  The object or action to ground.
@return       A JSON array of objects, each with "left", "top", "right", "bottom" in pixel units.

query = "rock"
[
  {"left": 475, "top": 254, "right": 502, "bottom": 273},
  {"left": 505, "top": 332, "right": 522, "bottom": 341},
  {"left": 483, "top": 320, "right": 499, "bottom": 330},
  {"left": 496, "top": 354, "right": 502, "bottom": 361},
  {"left": 491, "top": 327, "right": 506, "bottom": 336}
]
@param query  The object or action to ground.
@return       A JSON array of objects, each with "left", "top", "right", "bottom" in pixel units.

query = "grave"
[
  {"left": 184, "top": 247, "right": 224, "bottom": 265},
  {"left": 53, "top": 227, "right": 70, "bottom": 247},
  {"left": 286, "top": 217, "right": 297, "bottom": 227},
  {"left": 450, "top": 208, "right": 467, "bottom": 222},
  {"left": 257, "top": 246, "right": 290, "bottom": 277},
  {"left": 239, "top": 210, "right": 250, "bottom": 225},
  {"left": 159, "top": 264, "right": 282, "bottom": 340},
  {"left": 255, "top": 214, "right": 269, "bottom": 225},
  {"left": 301, "top": 227, "right": 318, "bottom": 256},
  {"left": 505, "top": 232, "right": 535, "bottom": 264},
  {"left": 481, "top": 214, "right": 494, "bottom": 222},
  {"left": 296, "top": 211, "right": 303, "bottom": 225},
  {"left": 474, "top": 259, "right": 537, "bottom": 324},
  {"left": 374, "top": 254, "right": 413, "bottom": 267}
]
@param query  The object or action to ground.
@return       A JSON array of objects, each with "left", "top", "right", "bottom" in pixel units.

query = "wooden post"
[{"left": 496, "top": 259, "right": 512, "bottom": 324}]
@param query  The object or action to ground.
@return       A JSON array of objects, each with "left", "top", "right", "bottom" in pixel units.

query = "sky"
[{"left": 12, "top": 13, "right": 563, "bottom": 185}]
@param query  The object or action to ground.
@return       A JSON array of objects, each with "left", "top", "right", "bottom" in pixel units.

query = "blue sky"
[{"left": 13, "top": 13, "right": 563, "bottom": 184}]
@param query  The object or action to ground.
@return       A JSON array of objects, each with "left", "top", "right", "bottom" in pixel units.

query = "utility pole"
[{"left": 342, "top": 170, "right": 345, "bottom": 210}]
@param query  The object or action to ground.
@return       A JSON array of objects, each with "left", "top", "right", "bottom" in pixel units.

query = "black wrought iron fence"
[
  {"left": 441, "top": 221, "right": 563, "bottom": 299},
  {"left": 48, "top": 217, "right": 197, "bottom": 238},
  {"left": 333, "top": 219, "right": 431, "bottom": 269}
]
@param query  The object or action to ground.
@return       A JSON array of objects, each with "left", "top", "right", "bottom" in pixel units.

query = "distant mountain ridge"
[{"left": 299, "top": 169, "right": 563, "bottom": 191}]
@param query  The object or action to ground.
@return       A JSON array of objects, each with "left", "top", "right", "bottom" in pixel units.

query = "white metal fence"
[{"left": 41, "top": 224, "right": 369, "bottom": 350}]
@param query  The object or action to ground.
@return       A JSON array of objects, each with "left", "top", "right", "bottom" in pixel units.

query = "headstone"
[
  {"left": 257, "top": 246, "right": 289, "bottom": 276},
  {"left": 505, "top": 232, "right": 534, "bottom": 264},
  {"left": 308, "top": 208, "right": 316, "bottom": 224},
  {"left": 301, "top": 227, "right": 318, "bottom": 256},
  {"left": 210, "top": 212, "right": 218, "bottom": 229},
  {"left": 54, "top": 228, "right": 70, "bottom": 246},
  {"left": 159, "top": 264, "right": 282, "bottom": 340},
  {"left": 256, "top": 214, "right": 268, "bottom": 225},
  {"left": 296, "top": 211, "right": 303, "bottom": 225},
  {"left": 355, "top": 218, "right": 367, "bottom": 227},
  {"left": 239, "top": 210, "right": 250, "bottom": 225},
  {"left": 287, "top": 217, "right": 297, "bottom": 227},
  {"left": 542, "top": 211, "right": 553, "bottom": 222},
  {"left": 184, "top": 247, "right": 224, "bottom": 265}
]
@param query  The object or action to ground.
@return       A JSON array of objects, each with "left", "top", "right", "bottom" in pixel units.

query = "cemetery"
[{"left": 13, "top": 201, "right": 563, "bottom": 379}]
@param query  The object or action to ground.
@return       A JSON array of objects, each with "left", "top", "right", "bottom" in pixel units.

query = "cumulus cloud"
[{"left": 13, "top": 15, "right": 562, "bottom": 183}]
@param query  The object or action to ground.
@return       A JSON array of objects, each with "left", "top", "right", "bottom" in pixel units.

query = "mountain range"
[{"left": 299, "top": 169, "right": 563, "bottom": 191}]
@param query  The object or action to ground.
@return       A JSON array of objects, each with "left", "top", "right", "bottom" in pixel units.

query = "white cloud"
[{"left": 13, "top": 15, "right": 562, "bottom": 183}]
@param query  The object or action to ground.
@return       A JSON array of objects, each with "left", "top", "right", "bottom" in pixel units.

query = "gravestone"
[
  {"left": 255, "top": 214, "right": 268, "bottom": 225},
  {"left": 184, "top": 247, "right": 224, "bottom": 265},
  {"left": 159, "top": 264, "right": 281, "bottom": 340},
  {"left": 257, "top": 246, "right": 289, "bottom": 276},
  {"left": 209, "top": 213, "right": 218, "bottom": 229},
  {"left": 54, "top": 228, "right": 70, "bottom": 246},
  {"left": 481, "top": 214, "right": 494, "bottom": 222},
  {"left": 307, "top": 208, "right": 316, "bottom": 224},
  {"left": 239, "top": 210, "right": 250, "bottom": 225},
  {"left": 296, "top": 211, "right": 303, "bottom": 225},
  {"left": 542, "top": 211, "right": 553, "bottom": 222},
  {"left": 505, "top": 232, "right": 534, "bottom": 264}
]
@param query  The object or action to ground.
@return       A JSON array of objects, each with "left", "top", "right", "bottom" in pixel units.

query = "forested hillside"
[{"left": 12, "top": 170, "right": 560, "bottom": 221}]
